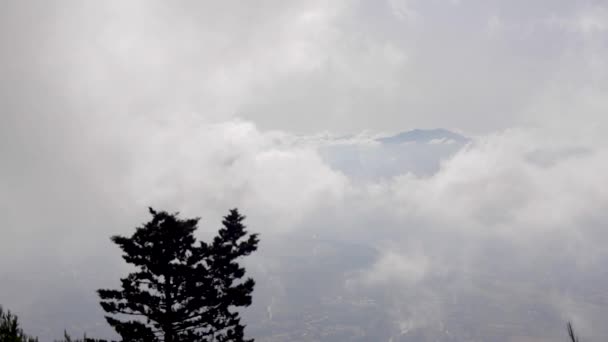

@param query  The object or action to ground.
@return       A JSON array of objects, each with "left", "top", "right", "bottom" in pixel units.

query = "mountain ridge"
[{"left": 377, "top": 129, "right": 469, "bottom": 145}]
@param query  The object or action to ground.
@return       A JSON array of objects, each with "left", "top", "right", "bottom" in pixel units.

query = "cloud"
[
  {"left": 6, "top": 1, "right": 608, "bottom": 136},
  {"left": 2, "top": 1, "right": 608, "bottom": 340},
  {"left": 2, "top": 113, "right": 608, "bottom": 340},
  {"left": 387, "top": 0, "right": 421, "bottom": 23},
  {"left": 359, "top": 251, "right": 430, "bottom": 285},
  {"left": 545, "top": 5, "right": 608, "bottom": 36}
]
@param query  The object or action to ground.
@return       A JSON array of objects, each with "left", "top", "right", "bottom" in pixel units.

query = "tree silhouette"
[
  {"left": 0, "top": 305, "right": 38, "bottom": 342},
  {"left": 55, "top": 330, "right": 113, "bottom": 342},
  {"left": 98, "top": 208, "right": 259, "bottom": 342},
  {"left": 567, "top": 321, "right": 580, "bottom": 342}
]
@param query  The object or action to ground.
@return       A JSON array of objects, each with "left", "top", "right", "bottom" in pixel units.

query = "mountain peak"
[{"left": 377, "top": 128, "right": 469, "bottom": 145}]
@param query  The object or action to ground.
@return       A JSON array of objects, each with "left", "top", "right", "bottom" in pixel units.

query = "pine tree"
[
  {"left": 203, "top": 210, "right": 259, "bottom": 342},
  {"left": 98, "top": 208, "right": 259, "bottom": 342},
  {"left": 0, "top": 305, "right": 39, "bottom": 342}
]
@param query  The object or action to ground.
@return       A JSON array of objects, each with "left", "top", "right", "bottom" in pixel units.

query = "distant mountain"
[
  {"left": 320, "top": 129, "right": 470, "bottom": 180},
  {"left": 377, "top": 129, "right": 469, "bottom": 145}
]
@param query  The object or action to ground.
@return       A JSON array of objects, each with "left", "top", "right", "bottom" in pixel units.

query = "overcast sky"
[{"left": 2, "top": 1, "right": 608, "bottom": 341}]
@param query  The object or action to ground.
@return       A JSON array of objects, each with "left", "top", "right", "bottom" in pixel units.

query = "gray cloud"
[
  {"left": 3, "top": 1, "right": 605, "bottom": 134},
  {"left": 2, "top": 1, "right": 608, "bottom": 341}
]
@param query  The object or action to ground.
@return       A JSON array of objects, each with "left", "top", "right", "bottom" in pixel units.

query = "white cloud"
[
  {"left": 387, "top": 0, "right": 420, "bottom": 23},
  {"left": 546, "top": 5, "right": 608, "bottom": 36},
  {"left": 3, "top": 112, "right": 608, "bottom": 339},
  {"left": 360, "top": 251, "right": 430, "bottom": 285}
]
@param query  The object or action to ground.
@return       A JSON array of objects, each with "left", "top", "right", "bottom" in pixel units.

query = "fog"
[{"left": 1, "top": 1, "right": 608, "bottom": 341}]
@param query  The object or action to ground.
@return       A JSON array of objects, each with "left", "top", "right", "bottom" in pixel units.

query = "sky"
[{"left": 1, "top": 1, "right": 608, "bottom": 341}]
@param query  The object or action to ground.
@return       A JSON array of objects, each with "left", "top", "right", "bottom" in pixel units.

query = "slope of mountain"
[
  {"left": 319, "top": 129, "right": 470, "bottom": 180},
  {"left": 377, "top": 129, "right": 469, "bottom": 145}
]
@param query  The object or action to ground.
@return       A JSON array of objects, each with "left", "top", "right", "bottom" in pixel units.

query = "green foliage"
[
  {"left": 98, "top": 208, "right": 259, "bottom": 342},
  {"left": 0, "top": 305, "right": 38, "bottom": 342}
]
